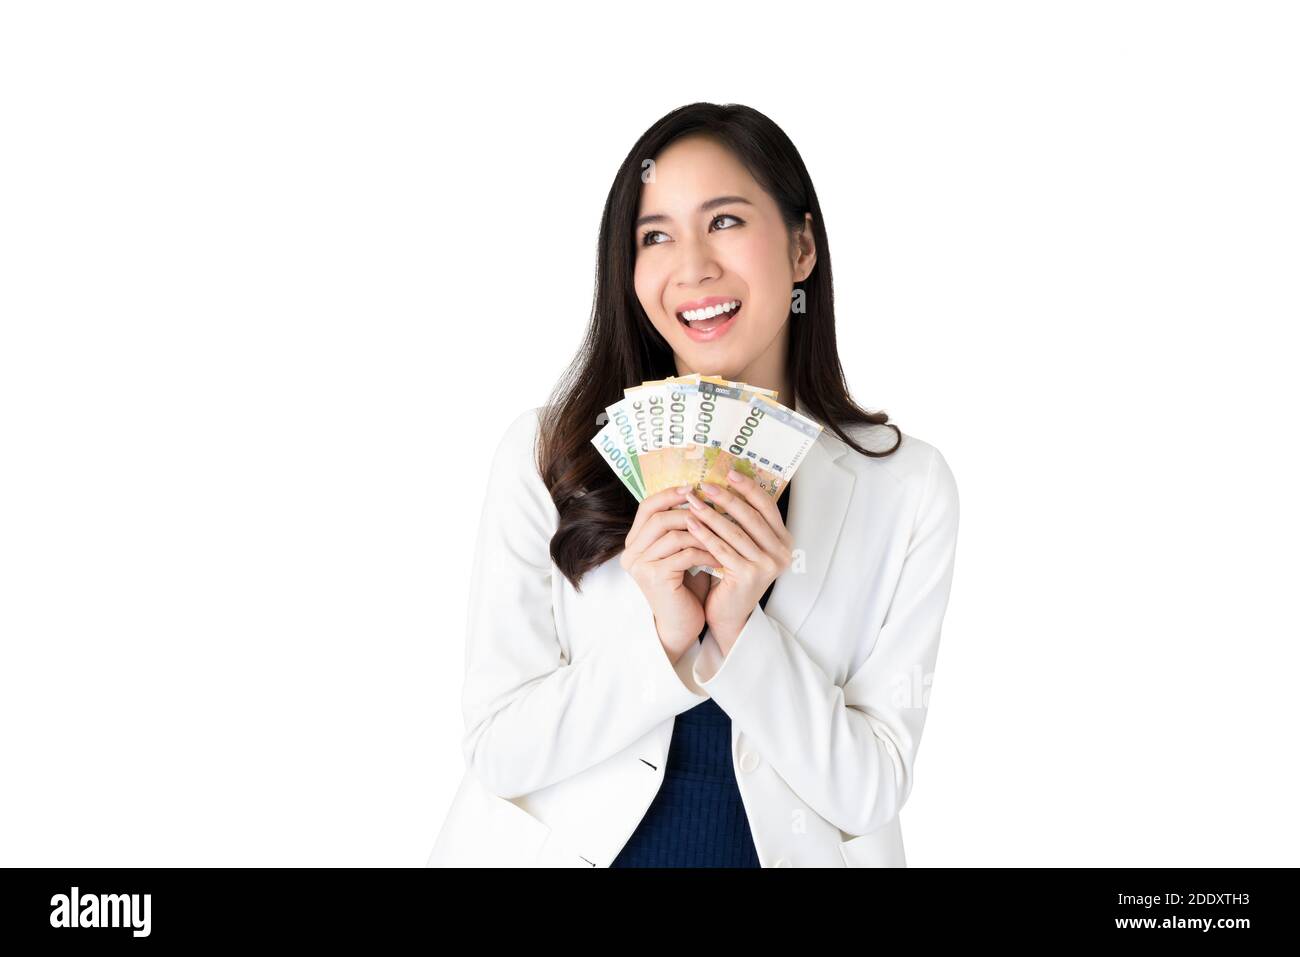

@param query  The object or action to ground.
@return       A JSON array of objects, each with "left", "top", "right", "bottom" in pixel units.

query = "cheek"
[
  {"left": 633, "top": 262, "right": 675, "bottom": 334},
  {"left": 726, "top": 237, "right": 793, "bottom": 324},
  {"left": 633, "top": 260, "right": 658, "bottom": 309},
  {"left": 727, "top": 233, "right": 776, "bottom": 274}
]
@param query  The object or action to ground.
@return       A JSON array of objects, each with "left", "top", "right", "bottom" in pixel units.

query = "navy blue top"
[{"left": 611, "top": 487, "right": 790, "bottom": 867}]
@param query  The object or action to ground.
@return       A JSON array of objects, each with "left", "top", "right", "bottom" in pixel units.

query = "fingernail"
[{"left": 727, "top": 468, "right": 744, "bottom": 482}]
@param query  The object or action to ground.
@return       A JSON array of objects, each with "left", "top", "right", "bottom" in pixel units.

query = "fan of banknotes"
[{"left": 590, "top": 373, "right": 824, "bottom": 578}]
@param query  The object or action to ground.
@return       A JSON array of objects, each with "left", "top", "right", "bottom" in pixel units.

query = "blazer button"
[{"left": 738, "top": 750, "right": 761, "bottom": 773}]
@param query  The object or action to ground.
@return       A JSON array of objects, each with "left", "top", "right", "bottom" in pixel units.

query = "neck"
[{"left": 675, "top": 330, "right": 793, "bottom": 407}]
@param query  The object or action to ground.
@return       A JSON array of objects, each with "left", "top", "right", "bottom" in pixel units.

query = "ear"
[{"left": 793, "top": 212, "right": 817, "bottom": 282}]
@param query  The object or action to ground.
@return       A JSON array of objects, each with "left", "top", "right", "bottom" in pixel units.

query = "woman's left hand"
[{"left": 683, "top": 468, "right": 794, "bottom": 652}]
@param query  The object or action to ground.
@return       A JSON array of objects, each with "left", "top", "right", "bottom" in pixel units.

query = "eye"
[{"left": 639, "top": 213, "right": 743, "bottom": 247}]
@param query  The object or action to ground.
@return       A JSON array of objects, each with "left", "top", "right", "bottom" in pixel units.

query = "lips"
[
  {"left": 674, "top": 295, "right": 742, "bottom": 321},
  {"left": 677, "top": 300, "right": 741, "bottom": 325},
  {"left": 676, "top": 300, "right": 741, "bottom": 342}
]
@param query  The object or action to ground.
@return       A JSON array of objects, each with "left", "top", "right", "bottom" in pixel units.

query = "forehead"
[{"left": 637, "top": 135, "right": 761, "bottom": 212}]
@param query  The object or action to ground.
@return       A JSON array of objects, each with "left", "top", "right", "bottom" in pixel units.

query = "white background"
[{"left": 2, "top": 1, "right": 1296, "bottom": 866}]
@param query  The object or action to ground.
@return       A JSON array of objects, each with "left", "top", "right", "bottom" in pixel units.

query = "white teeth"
[{"left": 681, "top": 299, "right": 740, "bottom": 322}]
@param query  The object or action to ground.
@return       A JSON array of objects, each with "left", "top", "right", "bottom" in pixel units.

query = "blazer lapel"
[{"left": 762, "top": 399, "right": 856, "bottom": 638}]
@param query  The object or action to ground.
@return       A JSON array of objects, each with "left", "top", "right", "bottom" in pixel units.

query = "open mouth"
[{"left": 677, "top": 298, "right": 742, "bottom": 334}]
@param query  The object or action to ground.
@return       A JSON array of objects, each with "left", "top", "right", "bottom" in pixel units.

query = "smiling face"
[{"left": 633, "top": 134, "right": 815, "bottom": 390}]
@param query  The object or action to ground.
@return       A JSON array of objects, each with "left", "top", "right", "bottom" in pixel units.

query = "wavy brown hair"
[{"left": 539, "top": 102, "right": 901, "bottom": 591}]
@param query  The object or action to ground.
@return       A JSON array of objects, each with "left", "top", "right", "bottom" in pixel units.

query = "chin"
[{"left": 680, "top": 352, "right": 740, "bottom": 376}]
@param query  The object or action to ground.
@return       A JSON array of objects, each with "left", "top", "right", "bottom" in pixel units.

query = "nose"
[{"left": 674, "top": 232, "right": 721, "bottom": 288}]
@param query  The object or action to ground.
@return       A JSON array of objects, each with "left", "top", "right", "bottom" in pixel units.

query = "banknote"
[
  {"left": 590, "top": 416, "right": 644, "bottom": 501},
  {"left": 638, "top": 374, "right": 780, "bottom": 495},
  {"left": 696, "top": 392, "right": 822, "bottom": 499},
  {"left": 596, "top": 396, "right": 648, "bottom": 497},
  {"left": 637, "top": 373, "right": 704, "bottom": 493},
  {"left": 621, "top": 379, "right": 669, "bottom": 494},
  {"left": 593, "top": 377, "right": 822, "bottom": 579}
]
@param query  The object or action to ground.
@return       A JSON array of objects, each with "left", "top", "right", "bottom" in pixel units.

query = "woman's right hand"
[{"left": 620, "top": 485, "right": 721, "bottom": 665}]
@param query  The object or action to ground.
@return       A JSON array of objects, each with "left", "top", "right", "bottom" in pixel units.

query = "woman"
[{"left": 427, "top": 102, "right": 960, "bottom": 868}]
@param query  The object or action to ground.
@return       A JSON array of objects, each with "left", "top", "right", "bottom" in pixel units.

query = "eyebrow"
[{"left": 635, "top": 195, "right": 754, "bottom": 229}]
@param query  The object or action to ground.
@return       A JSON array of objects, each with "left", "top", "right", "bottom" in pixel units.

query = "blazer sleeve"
[
  {"left": 692, "top": 444, "right": 960, "bottom": 838},
  {"left": 459, "top": 408, "right": 710, "bottom": 800}
]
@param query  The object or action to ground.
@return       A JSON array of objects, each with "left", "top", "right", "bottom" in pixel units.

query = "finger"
[
  {"left": 625, "top": 503, "right": 697, "bottom": 561},
  {"left": 626, "top": 486, "right": 693, "bottom": 549},
  {"left": 685, "top": 489, "right": 763, "bottom": 563},
  {"left": 722, "top": 468, "right": 788, "bottom": 537},
  {"left": 639, "top": 528, "right": 707, "bottom": 563},
  {"left": 684, "top": 513, "right": 741, "bottom": 574},
  {"left": 699, "top": 475, "right": 787, "bottom": 555},
  {"left": 655, "top": 547, "right": 724, "bottom": 575}
]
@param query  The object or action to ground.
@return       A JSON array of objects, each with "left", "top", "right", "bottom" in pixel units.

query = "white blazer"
[{"left": 427, "top": 398, "right": 959, "bottom": 867}]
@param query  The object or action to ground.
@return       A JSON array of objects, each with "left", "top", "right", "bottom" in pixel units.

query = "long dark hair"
[{"left": 539, "top": 102, "right": 901, "bottom": 591}]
